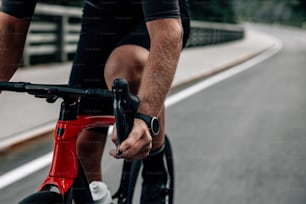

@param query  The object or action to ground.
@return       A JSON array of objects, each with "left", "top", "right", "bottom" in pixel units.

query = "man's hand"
[{"left": 110, "top": 119, "right": 152, "bottom": 160}]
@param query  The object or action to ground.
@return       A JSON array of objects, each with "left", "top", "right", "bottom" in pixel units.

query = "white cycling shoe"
[{"left": 89, "top": 181, "right": 113, "bottom": 204}]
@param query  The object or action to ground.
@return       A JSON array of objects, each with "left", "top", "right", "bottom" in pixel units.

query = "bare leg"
[
  {"left": 0, "top": 13, "right": 30, "bottom": 81},
  {"left": 77, "top": 128, "right": 108, "bottom": 182}
]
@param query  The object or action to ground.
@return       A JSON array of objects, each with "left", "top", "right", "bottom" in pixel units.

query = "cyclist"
[{"left": 0, "top": 0, "right": 190, "bottom": 203}]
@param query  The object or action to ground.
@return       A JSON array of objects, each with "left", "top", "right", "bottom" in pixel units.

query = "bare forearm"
[
  {"left": 0, "top": 13, "right": 30, "bottom": 81},
  {"left": 138, "top": 18, "right": 183, "bottom": 116}
]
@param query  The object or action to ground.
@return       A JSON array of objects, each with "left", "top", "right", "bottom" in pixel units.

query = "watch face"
[{"left": 151, "top": 117, "right": 160, "bottom": 136}]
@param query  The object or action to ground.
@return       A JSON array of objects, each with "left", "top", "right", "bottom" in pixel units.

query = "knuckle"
[
  {"left": 111, "top": 136, "right": 117, "bottom": 143},
  {"left": 142, "top": 151, "right": 150, "bottom": 159},
  {"left": 145, "top": 136, "right": 152, "bottom": 145}
]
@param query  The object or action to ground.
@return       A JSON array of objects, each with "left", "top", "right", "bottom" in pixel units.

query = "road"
[
  {"left": 170, "top": 24, "right": 306, "bottom": 203},
  {"left": 1, "top": 23, "right": 306, "bottom": 203}
]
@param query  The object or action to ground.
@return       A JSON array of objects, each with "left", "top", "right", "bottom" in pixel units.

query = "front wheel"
[{"left": 18, "top": 191, "right": 63, "bottom": 204}]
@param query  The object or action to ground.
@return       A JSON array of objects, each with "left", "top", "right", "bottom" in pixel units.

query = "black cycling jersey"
[
  {"left": 1, "top": 0, "right": 190, "bottom": 115},
  {"left": 0, "top": 0, "right": 37, "bottom": 19},
  {"left": 1, "top": 0, "right": 189, "bottom": 22},
  {"left": 85, "top": 0, "right": 189, "bottom": 22}
]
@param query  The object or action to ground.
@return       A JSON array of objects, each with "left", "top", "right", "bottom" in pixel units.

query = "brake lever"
[{"left": 112, "top": 78, "right": 139, "bottom": 155}]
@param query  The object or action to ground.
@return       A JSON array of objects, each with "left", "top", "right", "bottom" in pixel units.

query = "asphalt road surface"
[
  {"left": 169, "top": 24, "right": 306, "bottom": 204},
  {"left": 1, "top": 23, "right": 306, "bottom": 204}
]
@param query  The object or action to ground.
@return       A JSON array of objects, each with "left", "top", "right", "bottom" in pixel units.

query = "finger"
[
  {"left": 119, "top": 119, "right": 151, "bottom": 152},
  {"left": 127, "top": 145, "right": 152, "bottom": 160},
  {"left": 110, "top": 140, "right": 152, "bottom": 160},
  {"left": 119, "top": 137, "right": 152, "bottom": 160},
  {"left": 118, "top": 123, "right": 144, "bottom": 153},
  {"left": 119, "top": 131, "right": 151, "bottom": 155},
  {"left": 110, "top": 135, "right": 151, "bottom": 160},
  {"left": 110, "top": 119, "right": 152, "bottom": 160},
  {"left": 109, "top": 149, "right": 122, "bottom": 159},
  {"left": 111, "top": 124, "right": 118, "bottom": 145}
]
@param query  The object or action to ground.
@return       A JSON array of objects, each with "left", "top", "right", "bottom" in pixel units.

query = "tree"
[
  {"left": 44, "top": 0, "right": 83, "bottom": 7},
  {"left": 299, "top": 0, "right": 306, "bottom": 9},
  {"left": 233, "top": 0, "right": 306, "bottom": 27},
  {"left": 189, "top": 0, "right": 237, "bottom": 23}
]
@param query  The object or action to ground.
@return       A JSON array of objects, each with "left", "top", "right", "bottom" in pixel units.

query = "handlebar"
[
  {"left": 0, "top": 78, "right": 140, "bottom": 153},
  {"left": 0, "top": 81, "right": 113, "bottom": 102}
]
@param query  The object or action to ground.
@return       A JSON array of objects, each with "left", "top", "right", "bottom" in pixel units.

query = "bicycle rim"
[{"left": 18, "top": 191, "right": 63, "bottom": 204}]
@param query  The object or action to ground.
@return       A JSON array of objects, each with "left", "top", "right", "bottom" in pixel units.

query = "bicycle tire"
[
  {"left": 164, "top": 135, "right": 175, "bottom": 204},
  {"left": 18, "top": 191, "right": 63, "bottom": 204}
]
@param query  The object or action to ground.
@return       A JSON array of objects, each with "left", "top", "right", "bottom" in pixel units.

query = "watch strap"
[
  {"left": 135, "top": 112, "right": 160, "bottom": 136},
  {"left": 135, "top": 112, "right": 152, "bottom": 124}
]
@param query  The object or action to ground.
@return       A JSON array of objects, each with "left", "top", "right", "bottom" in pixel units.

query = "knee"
[{"left": 104, "top": 45, "right": 149, "bottom": 93}]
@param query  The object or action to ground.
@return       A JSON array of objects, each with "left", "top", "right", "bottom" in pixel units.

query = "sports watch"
[{"left": 135, "top": 112, "right": 160, "bottom": 137}]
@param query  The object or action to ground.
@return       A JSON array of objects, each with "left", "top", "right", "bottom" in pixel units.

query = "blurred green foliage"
[
  {"left": 234, "top": 0, "right": 306, "bottom": 27},
  {"left": 43, "top": 0, "right": 83, "bottom": 7},
  {"left": 46, "top": 0, "right": 238, "bottom": 24},
  {"left": 43, "top": 0, "right": 306, "bottom": 27},
  {"left": 189, "top": 0, "right": 237, "bottom": 23}
]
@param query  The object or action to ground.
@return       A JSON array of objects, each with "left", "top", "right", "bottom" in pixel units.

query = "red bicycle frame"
[{"left": 39, "top": 115, "right": 115, "bottom": 194}]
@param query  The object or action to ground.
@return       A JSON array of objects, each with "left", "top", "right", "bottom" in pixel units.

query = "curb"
[
  {"left": 170, "top": 46, "right": 271, "bottom": 92},
  {"left": 0, "top": 123, "right": 55, "bottom": 153}
]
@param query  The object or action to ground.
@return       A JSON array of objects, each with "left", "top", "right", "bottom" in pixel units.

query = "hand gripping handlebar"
[{"left": 112, "top": 78, "right": 140, "bottom": 154}]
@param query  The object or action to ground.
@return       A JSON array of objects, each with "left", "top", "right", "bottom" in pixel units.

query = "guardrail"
[
  {"left": 22, "top": 4, "right": 81, "bottom": 66},
  {"left": 21, "top": 4, "right": 244, "bottom": 66},
  {"left": 186, "top": 21, "right": 244, "bottom": 47}
]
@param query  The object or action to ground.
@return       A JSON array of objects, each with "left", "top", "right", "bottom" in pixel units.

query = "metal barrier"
[
  {"left": 186, "top": 21, "right": 244, "bottom": 47},
  {"left": 21, "top": 4, "right": 244, "bottom": 66},
  {"left": 22, "top": 4, "right": 81, "bottom": 66}
]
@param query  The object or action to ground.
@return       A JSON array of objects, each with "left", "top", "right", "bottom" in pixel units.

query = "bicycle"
[{"left": 0, "top": 78, "right": 174, "bottom": 204}]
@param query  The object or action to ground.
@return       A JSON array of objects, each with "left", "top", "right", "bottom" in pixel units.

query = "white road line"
[
  {"left": 0, "top": 39, "right": 282, "bottom": 190},
  {"left": 0, "top": 152, "right": 53, "bottom": 189},
  {"left": 166, "top": 39, "right": 282, "bottom": 107}
]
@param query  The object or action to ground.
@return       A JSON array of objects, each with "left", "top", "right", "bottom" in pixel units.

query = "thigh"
[
  {"left": 103, "top": 18, "right": 150, "bottom": 91},
  {"left": 70, "top": 3, "right": 146, "bottom": 115}
]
